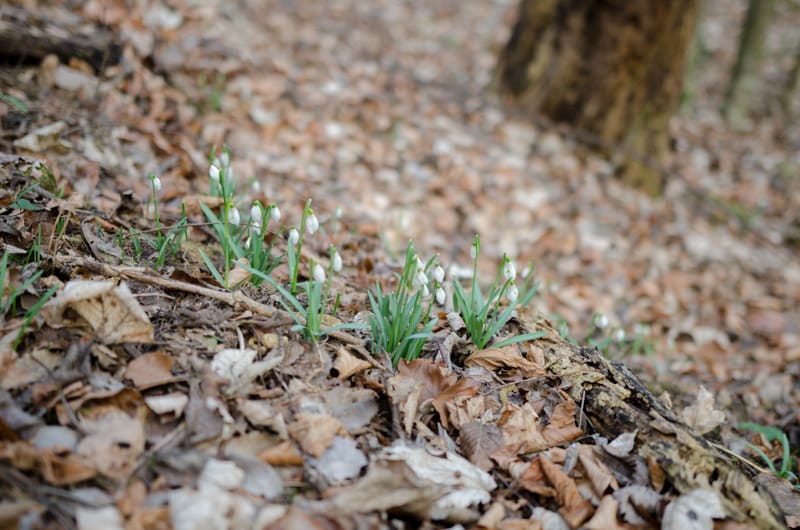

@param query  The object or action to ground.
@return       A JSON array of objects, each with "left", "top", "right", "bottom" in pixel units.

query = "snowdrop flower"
[
  {"left": 594, "top": 313, "right": 609, "bottom": 329},
  {"left": 334, "top": 206, "right": 343, "bottom": 219},
  {"left": 435, "top": 286, "right": 446, "bottom": 305},
  {"left": 613, "top": 328, "right": 626, "bottom": 342},
  {"left": 250, "top": 204, "right": 263, "bottom": 232},
  {"left": 521, "top": 265, "right": 531, "bottom": 279},
  {"left": 421, "top": 283, "right": 430, "bottom": 298},
  {"left": 228, "top": 206, "right": 240, "bottom": 226},
  {"left": 150, "top": 174, "right": 162, "bottom": 192},
  {"left": 470, "top": 243, "right": 478, "bottom": 260},
  {"left": 634, "top": 323, "right": 651, "bottom": 336},
  {"left": 415, "top": 255, "right": 424, "bottom": 271},
  {"left": 251, "top": 180, "right": 261, "bottom": 193},
  {"left": 220, "top": 151, "right": 230, "bottom": 169},
  {"left": 506, "top": 281, "right": 518, "bottom": 304},
  {"left": 288, "top": 228, "right": 299, "bottom": 246},
  {"left": 503, "top": 258, "right": 516, "bottom": 281},
  {"left": 413, "top": 270, "right": 428, "bottom": 290},
  {"left": 331, "top": 248, "right": 342, "bottom": 272},
  {"left": 209, "top": 162, "right": 220, "bottom": 183},
  {"left": 306, "top": 211, "right": 319, "bottom": 234},
  {"left": 269, "top": 205, "right": 281, "bottom": 222},
  {"left": 312, "top": 262, "right": 326, "bottom": 283},
  {"left": 433, "top": 264, "right": 445, "bottom": 284}
]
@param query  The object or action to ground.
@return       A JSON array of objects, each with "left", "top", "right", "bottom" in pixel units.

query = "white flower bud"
[
  {"left": 209, "top": 163, "right": 220, "bottom": 182},
  {"left": 503, "top": 259, "right": 516, "bottom": 281},
  {"left": 331, "top": 250, "right": 342, "bottom": 272},
  {"left": 506, "top": 282, "right": 518, "bottom": 303},
  {"left": 470, "top": 244, "right": 477, "bottom": 260},
  {"left": 150, "top": 175, "right": 162, "bottom": 192},
  {"left": 306, "top": 213, "right": 319, "bottom": 234},
  {"left": 288, "top": 228, "right": 299, "bottom": 246},
  {"left": 522, "top": 266, "right": 531, "bottom": 279},
  {"left": 334, "top": 206, "right": 343, "bottom": 219},
  {"left": 220, "top": 151, "right": 230, "bottom": 168},
  {"left": 435, "top": 286, "right": 446, "bottom": 305},
  {"left": 269, "top": 205, "right": 281, "bottom": 222},
  {"left": 250, "top": 204, "right": 262, "bottom": 232},
  {"left": 414, "top": 270, "right": 428, "bottom": 289},
  {"left": 613, "top": 328, "right": 626, "bottom": 342},
  {"left": 228, "top": 206, "right": 240, "bottom": 226},
  {"left": 594, "top": 313, "right": 609, "bottom": 329},
  {"left": 433, "top": 264, "right": 445, "bottom": 284},
  {"left": 312, "top": 262, "right": 326, "bottom": 283},
  {"left": 415, "top": 255, "right": 424, "bottom": 270},
  {"left": 421, "top": 283, "right": 430, "bottom": 298}
]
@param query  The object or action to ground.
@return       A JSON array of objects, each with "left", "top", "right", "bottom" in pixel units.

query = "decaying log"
[
  {"left": 527, "top": 317, "right": 785, "bottom": 529},
  {"left": 0, "top": 5, "right": 121, "bottom": 71}
]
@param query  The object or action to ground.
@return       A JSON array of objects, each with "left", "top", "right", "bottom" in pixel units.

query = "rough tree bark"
[
  {"left": 495, "top": 0, "right": 700, "bottom": 195},
  {"left": 523, "top": 316, "right": 786, "bottom": 529},
  {"left": 723, "top": 0, "right": 775, "bottom": 129}
]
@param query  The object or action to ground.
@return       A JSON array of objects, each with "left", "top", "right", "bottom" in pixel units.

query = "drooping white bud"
[
  {"left": 250, "top": 204, "right": 263, "bottom": 232},
  {"left": 435, "top": 286, "right": 446, "bottom": 305},
  {"left": 209, "top": 163, "right": 220, "bottom": 182},
  {"left": 470, "top": 244, "right": 477, "bottom": 260},
  {"left": 595, "top": 313, "right": 609, "bottom": 329},
  {"left": 220, "top": 151, "right": 230, "bottom": 168},
  {"left": 613, "top": 328, "right": 626, "bottom": 342},
  {"left": 269, "top": 205, "right": 281, "bottom": 222},
  {"left": 150, "top": 175, "right": 162, "bottom": 192},
  {"left": 228, "top": 206, "right": 240, "bottom": 226},
  {"left": 506, "top": 282, "right": 518, "bottom": 303},
  {"left": 306, "top": 212, "right": 319, "bottom": 234},
  {"left": 331, "top": 250, "right": 342, "bottom": 272},
  {"left": 414, "top": 270, "right": 428, "bottom": 289},
  {"left": 421, "top": 283, "right": 430, "bottom": 298},
  {"left": 503, "top": 259, "right": 516, "bottom": 281},
  {"left": 312, "top": 262, "right": 326, "bottom": 283},
  {"left": 288, "top": 228, "right": 299, "bottom": 246},
  {"left": 433, "top": 264, "right": 445, "bottom": 284}
]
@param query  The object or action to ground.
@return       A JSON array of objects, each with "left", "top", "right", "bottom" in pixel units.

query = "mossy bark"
[
  {"left": 723, "top": 0, "right": 775, "bottom": 129},
  {"left": 495, "top": 0, "right": 700, "bottom": 195}
]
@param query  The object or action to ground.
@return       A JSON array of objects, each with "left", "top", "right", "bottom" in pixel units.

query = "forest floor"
[{"left": 1, "top": 0, "right": 800, "bottom": 528}]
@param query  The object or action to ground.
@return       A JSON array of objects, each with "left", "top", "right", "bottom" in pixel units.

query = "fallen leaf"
[
  {"left": 124, "top": 351, "right": 174, "bottom": 389},
  {"left": 287, "top": 413, "right": 345, "bottom": 457},
  {"left": 42, "top": 280, "right": 153, "bottom": 343},
  {"left": 680, "top": 386, "right": 726, "bottom": 435},
  {"left": 76, "top": 411, "right": 145, "bottom": 479},
  {"left": 539, "top": 455, "right": 594, "bottom": 528},
  {"left": 144, "top": 392, "right": 189, "bottom": 417},
  {"left": 333, "top": 346, "right": 371, "bottom": 378},
  {"left": 459, "top": 421, "right": 503, "bottom": 471},
  {"left": 465, "top": 347, "right": 545, "bottom": 377},
  {"left": 0, "top": 441, "right": 95, "bottom": 485},
  {"left": 662, "top": 489, "right": 725, "bottom": 530},
  {"left": 583, "top": 495, "right": 626, "bottom": 530},
  {"left": 308, "top": 436, "right": 367, "bottom": 484}
]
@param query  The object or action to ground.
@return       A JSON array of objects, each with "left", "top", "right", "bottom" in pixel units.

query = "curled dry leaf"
[
  {"left": 144, "top": 392, "right": 189, "bottom": 417},
  {"left": 662, "top": 489, "right": 726, "bottom": 530},
  {"left": 124, "top": 351, "right": 174, "bottom": 389},
  {"left": 465, "top": 347, "right": 545, "bottom": 377},
  {"left": 42, "top": 280, "right": 153, "bottom": 344},
  {"left": 539, "top": 455, "right": 594, "bottom": 528},
  {"left": 0, "top": 440, "right": 95, "bottom": 485},
  {"left": 287, "top": 412, "right": 345, "bottom": 457},
  {"left": 333, "top": 346, "right": 371, "bottom": 378},
  {"left": 680, "top": 386, "right": 726, "bottom": 435}
]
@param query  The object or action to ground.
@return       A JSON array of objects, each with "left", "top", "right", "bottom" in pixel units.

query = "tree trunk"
[
  {"left": 495, "top": 0, "right": 700, "bottom": 195},
  {"left": 723, "top": 0, "right": 775, "bottom": 129}
]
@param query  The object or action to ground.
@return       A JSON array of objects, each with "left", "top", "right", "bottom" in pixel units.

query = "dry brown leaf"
[
  {"left": 287, "top": 412, "right": 345, "bottom": 457},
  {"left": 0, "top": 441, "right": 95, "bottom": 485},
  {"left": 680, "top": 386, "right": 726, "bottom": 435},
  {"left": 464, "top": 347, "right": 545, "bottom": 377},
  {"left": 539, "top": 455, "right": 594, "bottom": 528},
  {"left": 259, "top": 441, "right": 304, "bottom": 467},
  {"left": 459, "top": 421, "right": 503, "bottom": 471},
  {"left": 76, "top": 411, "right": 146, "bottom": 479},
  {"left": 124, "top": 351, "right": 174, "bottom": 389},
  {"left": 583, "top": 495, "right": 627, "bottom": 530},
  {"left": 333, "top": 346, "right": 371, "bottom": 379},
  {"left": 42, "top": 280, "right": 153, "bottom": 343},
  {"left": 577, "top": 445, "right": 618, "bottom": 496},
  {"left": 516, "top": 458, "right": 556, "bottom": 497}
]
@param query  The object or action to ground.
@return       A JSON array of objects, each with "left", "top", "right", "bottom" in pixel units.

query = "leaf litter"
[{"left": 0, "top": 0, "right": 799, "bottom": 528}]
